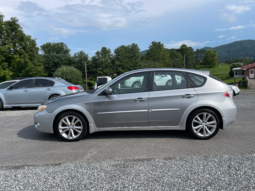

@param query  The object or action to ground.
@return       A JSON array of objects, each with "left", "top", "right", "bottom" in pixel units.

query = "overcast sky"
[{"left": 1, "top": 0, "right": 255, "bottom": 55}]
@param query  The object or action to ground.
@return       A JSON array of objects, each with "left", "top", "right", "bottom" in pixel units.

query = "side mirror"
[
  {"left": 8, "top": 86, "right": 13, "bottom": 90},
  {"left": 104, "top": 87, "right": 112, "bottom": 95}
]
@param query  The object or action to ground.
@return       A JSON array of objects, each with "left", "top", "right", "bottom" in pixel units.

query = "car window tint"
[
  {"left": 12, "top": 80, "right": 33, "bottom": 89},
  {"left": 0, "top": 81, "right": 15, "bottom": 89},
  {"left": 34, "top": 79, "right": 54, "bottom": 87},
  {"left": 153, "top": 71, "right": 188, "bottom": 91},
  {"left": 188, "top": 73, "right": 207, "bottom": 87},
  {"left": 110, "top": 72, "right": 149, "bottom": 94}
]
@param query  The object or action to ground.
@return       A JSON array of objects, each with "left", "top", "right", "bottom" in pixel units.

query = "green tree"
[
  {"left": 89, "top": 47, "right": 113, "bottom": 80},
  {"left": 176, "top": 44, "right": 195, "bottom": 69},
  {"left": 203, "top": 50, "right": 218, "bottom": 68},
  {"left": 168, "top": 49, "right": 183, "bottom": 68},
  {"left": 72, "top": 51, "right": 90, "bottom": 78},
  {"left": 40, "top": 42, "right": 74, "bottom": 77},
  {"left": 145, "top": 41, "right": 171, "bottom": 68},
  {"left": 0, "top": 13, "right": 45, "bottom": 81},
  {"left": 53, "top": 65, "right": 83, "bottom": 84},
  {"left": 113, "top": 43, "right": 141, "bottom": 74},
  {"left": 40, "top": 42, "right": 71, "bottom": 55}
]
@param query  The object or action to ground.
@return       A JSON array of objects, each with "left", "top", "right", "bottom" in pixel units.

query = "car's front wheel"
[
  {"left": 187, "top": 109, "right": 220, "bottom": 140},
  {"left": 54, "top": 111, "right": 87, "bottom": 142},
  {"left": 0, "top": 100, "right": 3, "bottom": 110}
]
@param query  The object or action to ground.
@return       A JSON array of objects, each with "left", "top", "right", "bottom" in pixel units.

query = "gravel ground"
[
  {"left": 0, "top": 110, "right": 36, "bottom": 117},
  {"left": 1, "top": 154, "right": 255, "bottom": 190}
]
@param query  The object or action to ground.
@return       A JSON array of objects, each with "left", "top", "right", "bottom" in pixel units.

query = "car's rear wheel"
[
  {"left": 132, "top": 81, "right": 141, "bottom": 88},
  {"left": 0, "top": 100, "right": 3, "bottom": 110},
  {"left": 49, "top": 94, "right": 59, "bottom": 100},
  {"left": 166, "top": 80, "right": 172, "bottom": 86},
  {"left": 233, "top": 90, "right": 236, "bottom": 96},
  {"left": 187, "top": 109, "right": 220, "bottom": 140},
  {"left": 54, "top": 111, "right": 87, "bottom": 142}
]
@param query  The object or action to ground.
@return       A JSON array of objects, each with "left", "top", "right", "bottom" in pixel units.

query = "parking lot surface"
[{"left": 0, "top": 90, "right": 255, "bottom": 190}]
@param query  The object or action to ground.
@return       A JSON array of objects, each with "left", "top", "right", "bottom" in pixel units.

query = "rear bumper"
[
  {"left": 34, "top": 110, "right": 55, "bottom": 133},
  {"left": 220, "top": 98, "right": 237, "bottom": 128}
]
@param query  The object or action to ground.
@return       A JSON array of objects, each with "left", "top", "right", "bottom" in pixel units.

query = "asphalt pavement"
[{"left": 0, "top": 92, "right": 255, "bottom": 190}]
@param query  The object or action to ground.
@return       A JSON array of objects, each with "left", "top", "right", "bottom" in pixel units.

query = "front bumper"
[
  {"left": 220, "top": 98, "right": 237, "bottom": 128},
  {"left": 34, "top": 110, "right": 55, "bottom": 133}
]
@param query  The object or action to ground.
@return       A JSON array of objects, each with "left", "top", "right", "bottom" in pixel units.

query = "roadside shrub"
[
  {"left": 53, "top": 65, "right": 83, "bottom": 85},
  {"left": 229, "top": 70, "right": 234, "bottom": 77},
  {"left": 243, "top": 80, "right": 248, "bottom": 88},
  {"left": 81, "top": 80, "right": 95, "bottom": 90}
]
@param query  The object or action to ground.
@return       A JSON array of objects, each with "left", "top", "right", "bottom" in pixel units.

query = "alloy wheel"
[
  {"left": 133, "top": 82, "right": 141, "bottom": 88},
  {"left": 192, "top": 112, "right": 217, "bottom": 137},
  {"left": 58, "top": 115, "right": 83, "bottom": 140}
]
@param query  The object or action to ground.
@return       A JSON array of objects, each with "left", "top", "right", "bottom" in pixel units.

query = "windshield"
[
  {"left": 0, "top": 81, "right": 16, "bottom": 89},
  {"left": 93, "top": 73, "right": 125, "bottom": 94}
]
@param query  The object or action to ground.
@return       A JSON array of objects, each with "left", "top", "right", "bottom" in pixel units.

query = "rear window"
[
  {"left": 209, "top": 75, "right": 226, "bottom": 84},
  {"left": 187, "top": 73, "right": 207, "bottom": 87}
]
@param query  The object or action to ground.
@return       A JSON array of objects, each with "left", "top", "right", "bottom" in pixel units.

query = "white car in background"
[
  {"left": 94, "top": 76, "right": 112, "bottom": 89},
  {"left": 229, "top": 85, "right": 240, "bottom": 96},
  {"left": 124, "top": 73, "right": 181, "bottom": 88}
]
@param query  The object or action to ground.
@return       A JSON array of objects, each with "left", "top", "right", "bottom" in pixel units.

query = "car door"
[
  {"left": 94, "top": 72, "right": 151, "bottom": 128},
  {"left": 4, "top": 79, "right": 33, "bottom": 105},
  {"left": 29, "top": 79, "right": 54, "bottom": 104},
  {"left": 149, "top": 71, "right": 198, "bottom": 126}
]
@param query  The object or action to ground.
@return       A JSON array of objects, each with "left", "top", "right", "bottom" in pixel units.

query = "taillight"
[
  {"left": 68, "top": 86, "right": 79, "bottom": 90},
  {"left": 224, "top": 91, "right": 233, "bottom": 98}
]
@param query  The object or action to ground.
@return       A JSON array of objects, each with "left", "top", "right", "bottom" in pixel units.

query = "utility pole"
[
  {"left": 85, "top": 62, "right": 88, "bottom": 91},
  {"left": 184, "top": 54, "right": 186, "bottom": 68}
]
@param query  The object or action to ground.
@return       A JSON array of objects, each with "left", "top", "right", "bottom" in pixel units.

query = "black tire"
[
  {"left": 54, "top": 111, "right": 87, "bottom": 142},
  {"left": 233, "top": 90, "right": 236, "bottom": 96},
  {"left": 49, "top": 94, "right": 59, "bottom": 100},
  {"left": 187, "top": 109, "right": 220, "bottom": 140},
  {"left": 0, "top": 100, "right": 3, "bottom": 110},
  {"left": 166, "top": 80, "right": 172, "bottom": 86},
  {"left": 132, "top": 81, "right": 141, "bottom": 88}
]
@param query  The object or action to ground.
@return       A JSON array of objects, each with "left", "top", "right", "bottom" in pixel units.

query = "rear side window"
[
  {"left": 187, "top": 73, "right": 207, "bottom": 87},
  {"left": 34, "top": 79, "right": 55, "bottom": 87}
]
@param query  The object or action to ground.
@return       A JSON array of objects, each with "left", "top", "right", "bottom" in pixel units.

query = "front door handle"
[
  {"left": 23, "top": 90, "right": 28, "bottom": 92},
  {"left": 182, "top": 94, "right": 194, "bottom": 98},
  {"left": 135, "top": 97, "right": 147, "bottom": 101}
]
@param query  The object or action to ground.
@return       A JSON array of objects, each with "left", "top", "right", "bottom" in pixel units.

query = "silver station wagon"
[
  {"left": 0, "top": 77, "right": 83, "bottom": 110},
  {"left": 34, "top": 68, "right": 237, "bottom": 141}
]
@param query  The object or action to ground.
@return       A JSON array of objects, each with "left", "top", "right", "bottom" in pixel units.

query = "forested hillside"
[{"left": 202, "top": 40, "right": 255, "bottom": 62}]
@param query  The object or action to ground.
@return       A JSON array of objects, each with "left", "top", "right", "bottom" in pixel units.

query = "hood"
[{"left": 43, "top": 91, "right": 90, "bottom": 105}]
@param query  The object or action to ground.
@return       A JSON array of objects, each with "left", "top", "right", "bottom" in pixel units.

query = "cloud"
[
  {"left": 218, "top": 35, "right": 225, "bottom": 38},
  {"left": 44, "top": 25, "right": 88, "bottom": 37},
  {"left": 215, "top": 28, "right": 227, "bottom": 31},
  {"left": 239, "top": 0, "right": 254, "bottom": 3},
  {"left": 227, "top": 36, "right": 237, "bottom": 40},
  {"left": 219, "top": 13, "right": 237, "bottom": 23},
  {"left": 225, "top": 4, "right": 251, "bottom": 14},
  {"left": 165, "top": 40, "right": 210, "bottom": 49},
  {"left": 49, "top": 36, "right": 59, "bottom": 41},
  {"left": 229, "top": 25, "right": 246, "bottom": 30},
  {"left": 17, "top": 1, "right": 46, "bottom": 13}
]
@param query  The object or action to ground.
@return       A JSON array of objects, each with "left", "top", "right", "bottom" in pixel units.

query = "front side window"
[
  {"left": 110, "top": 72, "right": 149, "bottom": 94},
  {"left": 12, "top": 80, "right": 33, "bottom": 89},
  {"left": 34, "top": 79, "right": 54, "bottom": 87},
  {"left": 188, "top": 73, "right": 207, "bottom": 87},
  {"left": 153, "top": 71, "right": 188, "bottom": 91},
  {"left": 0, "top": 81, "right": 15, "bottom": 89}
]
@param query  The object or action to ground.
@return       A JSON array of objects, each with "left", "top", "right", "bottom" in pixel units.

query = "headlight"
[{"left": 37, "top": 105, "right": 47, "bottom": 112}]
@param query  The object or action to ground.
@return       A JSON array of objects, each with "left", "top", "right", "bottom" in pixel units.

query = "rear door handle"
[
  {"left": 23, "top": 90, "right": 28, "bottom": 92},
  {"left": 46, "top": 88, "right": 51, "bottom": 91},
  {"left": 135, "top": 97, "right": 147, "bottom": 101},
  {"left": 182, "top": 94, "right": 194, "bottom": 98}
]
